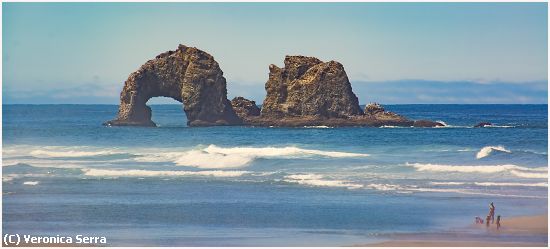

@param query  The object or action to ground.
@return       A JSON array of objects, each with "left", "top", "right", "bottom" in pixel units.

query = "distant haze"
[{"left": 3, "top": 3, "right": 548, "bottom": 104}]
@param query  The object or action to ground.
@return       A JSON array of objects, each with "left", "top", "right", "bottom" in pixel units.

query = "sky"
[{"left": 3, "top": 2, "right": 548, "bottom": 104}]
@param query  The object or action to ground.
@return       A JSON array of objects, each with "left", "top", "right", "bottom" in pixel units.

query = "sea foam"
[
  {"left": 430, "top": 181, "right": 548, "bottom": 187},
  {"left": 82, "top": 169, "right": 250, "bottom": 178},
  {"left": 136, "top": 145, "right": 369, "bottom": 169},
  {"left": 509, "top": 170, "right": 548, "bottom": 179},
  {"left": 476, "top": 146, "right": 511, "bottom": 159},
  {"left": 30, "top": 149, "right": 120, "bottom": 158},
  {"left": 283, "top": 174, "right": 363, "bottom": 189},
  {"left": 406, "top": 162, "right": 547, "bottom": 178},
  {"left": 366, "top": 182, "right": 545, "bottom": 198}
]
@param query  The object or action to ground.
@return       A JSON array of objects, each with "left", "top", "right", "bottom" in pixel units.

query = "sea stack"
[
  {"left": 104, "top": 44, "right": 241, "bottom": 127},
  {"left": 239, "top": 55, "right": 441, "bottom": 127},
  {"left": 261, "top": 56, "right": 363, "bottom": 118}
]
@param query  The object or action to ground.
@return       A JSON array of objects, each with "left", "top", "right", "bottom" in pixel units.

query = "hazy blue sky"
[{"left": 3, "top": 2, "right": 548, "bottom": 104}]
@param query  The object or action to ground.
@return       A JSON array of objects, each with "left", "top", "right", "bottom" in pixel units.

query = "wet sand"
[{"left": 359, "top": 214, "right": 548, "bottom": 247}]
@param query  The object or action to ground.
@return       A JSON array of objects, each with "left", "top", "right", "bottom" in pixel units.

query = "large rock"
[
  {"left": 261, "top": 56, "right": 363, "bottom": 118},
  {"left": 231, "top": 97, "right": 260, "bottom": 119},
  {"left": 239, "top": 55, "right": 443, "bottom": 127},
  {"left": 104, "top": 44, "right": 241, "bottom": 127}
]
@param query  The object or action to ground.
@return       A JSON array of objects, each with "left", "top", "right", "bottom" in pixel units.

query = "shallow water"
[{"left": 2, "top": 104, "right": 548, "bottom": 246}]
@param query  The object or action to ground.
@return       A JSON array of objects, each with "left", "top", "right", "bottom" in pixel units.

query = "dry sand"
[{"left": 359, "top": 214, "right": 548, "bottom": 247}]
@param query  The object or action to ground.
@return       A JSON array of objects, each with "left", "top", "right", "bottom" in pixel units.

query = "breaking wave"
[
  {"left": 484, "top": 125, "right": 516, "bottom": 128},
  {"left": 476, "top": 146, "right": 511, "bottom": 159},
  {"left": 82, "top": 169, "right": 250, "bottom": 178},
  {"left": 136, "top": 145, "right": 369, "bottom": 169},
  {"left": 509, "top": 170, "right": 548, "bottom": 179},
  {"left": 430, "top": 181, "right": 548, "bottom": 187},
  {"left": 406, "top": 162, "right": 547, "bottom": 178},
  {"left": 23, "top": 181, "right": 39, "bottom": 185},
  {"left": 283, "top": 174, "right": 363, "bottom": 189},
  {"left": 366, "top": 182, "right": 545, "bottom": 198},
  {"left": 30, "top": 149, "right": 121, "bottom": 158},
  {"left": 203, "top": 145, "right": 368, "bottom": 158},
  {"left": 366, "top": 183, "right": 402, "bottom": 191}
]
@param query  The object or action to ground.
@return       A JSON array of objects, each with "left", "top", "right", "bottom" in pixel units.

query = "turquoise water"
[{"left": 2, "top": 104, "right": 548, "bottom": 246}]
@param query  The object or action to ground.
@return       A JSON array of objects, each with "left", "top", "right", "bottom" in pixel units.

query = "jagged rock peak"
[
  {"left": 261, "top": 55, "right": 363, "bottom": 119},
  {"left": 364, "top": 102, "right": 385, "bottom": 115}
]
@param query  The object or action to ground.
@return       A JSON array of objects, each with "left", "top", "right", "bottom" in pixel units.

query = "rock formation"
[
  {"left": 105, "top": 44, "right": 443, "bottom": 128},
  {"left": 261, "top": 56, "right": 363, "bottom": 118},
  {"left": 238, "top": 56, "right": 442, "bottom": 127},
  {"left": 231, "top": 97, "right": 260, "bottom": 119},
  {"left": 104, "top": 44, "right": 241, "bottom": 127}
]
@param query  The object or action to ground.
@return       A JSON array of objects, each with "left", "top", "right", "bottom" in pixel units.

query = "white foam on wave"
[
  {"left": 475, "top": 181, "right": 548, "bottom": 187},
  {"left": 484, "top": 125, "right": 516, "bottom": 128},
  {"left": 476, "top": 146, "right": 511, "bottom": 159},
  {"left": 366, "top": 183, "right": 401, "bottom": 191},
  {"left": 435, "top": 120, "right": 448, "bottom": 126},
  {"left": 432, "top": 121, "right": 472, "bottom": 128},
  {"left": 137, "top": 145, "right": 369, "bottom": 169},
  {"left": 510, "top": 170, "right": 548, "bottom": 179},
  {"left": 408, "top": 187, "right": 544, "bottom": 199},
  {"left": 2, "top": 158, "right": 121, "bottom": 169},
  {"left": 283, "top": 174, "right": 363, "bottom": 189},
  {"left": 303, "top": 126, "right": 332, "bottom": 129},
  {"left": 30, "top": 149, "right": 119, "bottom": 158},
  {"left": 406, "top": 162, "right": 545, "bottom": 173},
  {"left": 429, "top": 181, "right": 466, "bottom": 186},
  {"left": 23, "top": 181, "right": 39, "bottom": 186},
  {"left": 406, "top": 163, "right": 547, "bottom": 179},
  {"left": 82, "top": 168, "right": 249, "bottom": 178},
  {"left": 366, "top": 182, "right": 545, "bottom": 198},
  {"left": 430, "top": 181, "right": 548, "bottom": 187},
  {"left": 3, "top": 174, "right": 17, "bottom": 182},
  {"left": 135, "top": 150, "right": 252, "bottom": 169},
  {"left": 204, "top": 145, "right": 368, "bottom": 158}
]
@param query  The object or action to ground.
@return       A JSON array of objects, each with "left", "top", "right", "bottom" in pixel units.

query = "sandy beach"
[{"left": 360, "top": 214, "right": 548, "bottom": 247}]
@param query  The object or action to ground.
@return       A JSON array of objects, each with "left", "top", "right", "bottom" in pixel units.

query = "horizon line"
[{"left": 3, "top": 103, "right": 548, "bottom": 106}]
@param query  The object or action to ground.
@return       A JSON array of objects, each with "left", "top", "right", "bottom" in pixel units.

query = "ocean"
[{"left": 2, "top": 104, "right": 548, "bottom": 246}]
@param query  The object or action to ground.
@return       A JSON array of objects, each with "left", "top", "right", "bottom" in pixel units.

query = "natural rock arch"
[{"left": 105, "top": 45, "right": 241, "bottom": 127}]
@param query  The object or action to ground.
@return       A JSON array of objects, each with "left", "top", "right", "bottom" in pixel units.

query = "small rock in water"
[
  {"left": 474, "top": 122, "right": 492, "bottom": 128},
  {"left": 413, "top": 120, "right": 445, "bottom": 127}
]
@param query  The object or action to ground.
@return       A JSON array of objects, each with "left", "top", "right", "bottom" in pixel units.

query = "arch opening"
[{"left": 147, "top": 97, "right": 187, "bottom": 127}]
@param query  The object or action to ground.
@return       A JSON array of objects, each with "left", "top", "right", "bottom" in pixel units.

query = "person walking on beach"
[
  {"left": 489, "top": 202, "right": 495, "bottom": 224},
  {"left": 496, "top": 215, "right": 501, "bottom": 230}
]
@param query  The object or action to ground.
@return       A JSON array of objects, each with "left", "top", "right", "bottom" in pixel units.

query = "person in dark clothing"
[{"left": 489, "top": 202, "right": 495, "bottom": 223}]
